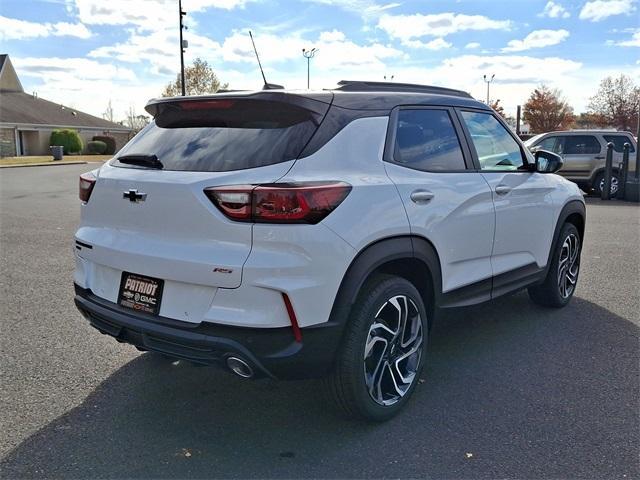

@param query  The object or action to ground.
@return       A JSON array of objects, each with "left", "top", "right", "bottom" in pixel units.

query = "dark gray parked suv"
[{"left": 525, "top": 130, "right": 637, "bottom": 196}]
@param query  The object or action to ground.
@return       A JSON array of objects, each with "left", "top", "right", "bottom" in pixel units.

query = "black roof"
[{"left": 334, "top": 80, "right": 472, "bottom": 98}]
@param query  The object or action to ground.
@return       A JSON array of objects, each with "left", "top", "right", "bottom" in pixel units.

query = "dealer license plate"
[{"left": 118, "top": 272, "right": 164, "bottom": 315}]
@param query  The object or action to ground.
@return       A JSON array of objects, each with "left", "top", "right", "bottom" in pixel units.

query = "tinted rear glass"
[
  {"left": 113, "top": 99, "right": 321, "bottom": 172},
  {"left": 603, "top": 135, "right": 635, "bottom": 153},
  {"left": 393, "top": 109, "right": 466, "bottom": 171},
  {"left": 563, "top": 135, "right": 601, "bottom": 155}
]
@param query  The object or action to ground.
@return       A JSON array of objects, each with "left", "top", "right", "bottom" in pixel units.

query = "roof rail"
[{"left": 334, "top": 80, "right": 472, "bottom": 98}]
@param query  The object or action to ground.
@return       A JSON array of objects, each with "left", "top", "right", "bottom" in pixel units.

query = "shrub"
[
  {"left": 87, "top": 140, "right": 107, "bottom": 155},
  {"left": 50, "top": 129, "right": 83, "bottom": 154},
  {"left": 92, "top": 135, "right": 116, "bottom": 155}
]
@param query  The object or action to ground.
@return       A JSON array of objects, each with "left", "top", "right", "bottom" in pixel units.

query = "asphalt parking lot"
[{"left": 1, "top": 164, "right": 639, "bottom": 479}]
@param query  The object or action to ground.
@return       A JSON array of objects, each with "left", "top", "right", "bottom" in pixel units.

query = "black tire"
[
  {"left": 528, "top": 223, "right": 581, "bottom": 308},
  {"left": 325, "top": 274, "right": 428, "bottom": 422},
  {"left": 593, "top": 171, "right": 619, "bottom": 197}
]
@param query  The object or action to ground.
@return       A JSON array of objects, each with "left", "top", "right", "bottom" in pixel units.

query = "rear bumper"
[{"left": 74, "top": 284, "right": 343, "bottom": 380}]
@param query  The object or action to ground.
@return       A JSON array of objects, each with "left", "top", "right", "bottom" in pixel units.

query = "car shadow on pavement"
[{"left": 2, "top": 293, "right": 639, "bottom": 479}]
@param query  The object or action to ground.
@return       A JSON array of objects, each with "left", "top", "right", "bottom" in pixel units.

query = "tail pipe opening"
[{"left": 226, "top": 356, "right": 254, "bottom": 378}]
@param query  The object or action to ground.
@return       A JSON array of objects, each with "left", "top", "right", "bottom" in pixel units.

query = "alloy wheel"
[
  {"left": 599, "top": 176, "right": 619, "bottom": 195},
  {"left": 363, "top": 295, "right": 423, "bottom": 406},
  {"left": 558, "top": 233, "right": 580, "bottom": 299}
]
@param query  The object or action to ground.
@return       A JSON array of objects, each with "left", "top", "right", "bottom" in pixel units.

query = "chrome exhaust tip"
[{"left": 226, "top": 356, "right": 254, "bottom": 378}]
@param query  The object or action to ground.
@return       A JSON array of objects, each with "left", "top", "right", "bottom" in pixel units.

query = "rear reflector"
[
  {"left": 204, "top": 182, "right": 351, "bottom": 224},
  {"left": 79, "top": 172, "right": 96, "bottom": 203},
  {"left": 282, "top": 293, "right": 302, "bottom": 343}
]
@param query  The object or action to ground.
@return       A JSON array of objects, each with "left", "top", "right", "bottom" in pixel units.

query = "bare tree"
[
  {"left": 125, "top": 106, "right": 150, "bottom": 134},
  {"left": 588, "top": 74, "right": 640, "bottom": 131},
  {"left": 162, "top": 58, "right": 229, "bottom": 97},
  {"left": 490, "top": 99, "right": 507, "bottom": 120},
  {"left": 523, "top": 85, "right": 574, "bottom": 134},
  {"left": 102, "top": 100, "right": 114, "bottom": 122}
]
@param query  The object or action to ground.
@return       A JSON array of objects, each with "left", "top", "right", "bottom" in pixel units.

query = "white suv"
[{"left": 73, "top": 81, "right": 586, "bottom": 421}]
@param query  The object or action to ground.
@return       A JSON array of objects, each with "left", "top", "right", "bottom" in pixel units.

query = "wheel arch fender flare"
[
  {"left": 545, "top": 200, "right": 586, "bottom": 275},
  {"left": 328, "top": 235, "right": 443, "bottom": 329}
]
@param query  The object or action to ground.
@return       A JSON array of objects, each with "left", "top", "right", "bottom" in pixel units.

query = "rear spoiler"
[{"left": 144, "top": 91, "right": 333, "bottom": 119}]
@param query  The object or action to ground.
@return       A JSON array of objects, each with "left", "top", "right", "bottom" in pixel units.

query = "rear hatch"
[{"left": 76, "top": 92, "right": 332, "bottom": 322}]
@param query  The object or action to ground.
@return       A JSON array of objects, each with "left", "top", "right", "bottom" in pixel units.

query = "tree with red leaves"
[{"left": 523, "top": 85, "right": 574, "bottom": 134}]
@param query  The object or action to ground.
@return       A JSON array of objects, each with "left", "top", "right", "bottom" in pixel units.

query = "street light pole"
[
  {"left": 302, "top": 48, "right": 318, "bottom": 89},
  {"left": 179, "top": 0, "right": 187, "bottom": 96},
  {"left": 483, "top": 74, "right": 495, "bottom": 105}
]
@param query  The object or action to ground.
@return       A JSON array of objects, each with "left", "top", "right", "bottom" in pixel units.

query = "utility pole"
[
  {"left": 179, "top": 0, "right": 187, "bottom": 96},
  {"left": 302, "top": 48, "right": 318, "bottom": 89},
  {"left": 483, "top": 74, "right": 495, "bottom": 105}
]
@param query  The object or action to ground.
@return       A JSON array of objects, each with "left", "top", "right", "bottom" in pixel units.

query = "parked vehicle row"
[{"left": 524, "top": 130, "right": 637, "bottom": 196}]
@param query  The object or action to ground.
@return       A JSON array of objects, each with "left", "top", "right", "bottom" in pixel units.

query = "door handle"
[
  {"left": 595, "top": 155, "right": 605, "bottom": 160},
  {"left": 495, "top": 185, "right": 512, "bottom": 196},
  {"left": 410, "top": 190, "right": 434, "bottom": 204}
]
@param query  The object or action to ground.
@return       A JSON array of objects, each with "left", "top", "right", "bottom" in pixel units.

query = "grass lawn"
[{"left": 0, "top": 155, "right": 111, "bottom": 166}]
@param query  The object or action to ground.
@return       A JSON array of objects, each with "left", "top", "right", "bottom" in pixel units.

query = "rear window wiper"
[{"left": 117, "top": 154, "right": 164, "bottom": 169}]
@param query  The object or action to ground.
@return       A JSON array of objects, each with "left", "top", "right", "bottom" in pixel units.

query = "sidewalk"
[{"left": 0, "top": 160, "right": 89, "bottom": 169}]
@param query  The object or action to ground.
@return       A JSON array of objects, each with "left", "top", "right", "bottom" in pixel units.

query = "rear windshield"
[{"left": 113, "top": 99, "right": 321, "bottom": 172}]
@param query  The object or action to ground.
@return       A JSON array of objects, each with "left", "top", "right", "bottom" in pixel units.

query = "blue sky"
[{"left": 1, "top": 0, "right": 638, "bottom": 120}]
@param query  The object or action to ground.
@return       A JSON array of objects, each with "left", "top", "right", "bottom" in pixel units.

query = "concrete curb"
[{"left": 0, "top": 161, "right": 88, "bottom": 169}]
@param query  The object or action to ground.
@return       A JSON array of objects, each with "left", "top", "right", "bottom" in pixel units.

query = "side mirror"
[
  {"left": 528, "top": 145, "right": 541, "bottom": 153},
  {"left": 535, "top": 149, "right": 563, "bottom": 173}
]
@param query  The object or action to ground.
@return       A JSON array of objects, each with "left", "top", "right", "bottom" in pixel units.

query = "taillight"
[
  {"left": 204, "top": 185, "right": 254, "bottom": 220},
  {"left": 204, "top": 182, "right": 351, "bottom": 224},
  {"left": 79, "top": 172, "right": 96, "bottom": 203},
  {"left": 179, "top": 99, "right": 236, "bottom": 110}
]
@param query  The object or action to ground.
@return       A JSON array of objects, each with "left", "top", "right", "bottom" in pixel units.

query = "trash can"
[{"left": 50, "top": 145, "right": 64, "bottom": 161}]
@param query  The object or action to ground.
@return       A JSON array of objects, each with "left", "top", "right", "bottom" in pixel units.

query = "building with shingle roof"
[{"left": 0, "top": 54, "right": 132, "bottom": 157}]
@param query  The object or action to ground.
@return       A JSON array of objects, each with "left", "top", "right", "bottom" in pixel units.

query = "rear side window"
[
  {"left": 603, "top": 135, "right": 636, "bottom": 153},
  {"left": 113, "top": 99, "right": 323, "bottom": 172},
  {"left": 460, "top": 111, "right": 524, "bottom": 170},
  {"left": 392, "top": 109, "right": 466, "bottom": 171},
  {"left": 563, "top": 136, "right": 601, "bottom": 155}
]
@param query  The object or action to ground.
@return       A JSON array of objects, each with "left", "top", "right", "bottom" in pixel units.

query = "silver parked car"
[{"left": 524, "top": 130, "right": 637, "bottom": 196}]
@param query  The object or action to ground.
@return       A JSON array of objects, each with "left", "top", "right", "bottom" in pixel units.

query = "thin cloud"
[
  {"left": 579, "top": 0, "right": 636, "bottom": 22},
  {"left": 377, "top": 12, "right": 511, "bottom": 40},
  {"left": 608, "top": 29, "right": 640, "bottom": 46},
  {"left": 68, "top": 0, "right": 255, "bottom": 31},
  {"left": 502, "top": 29, "right": 570, "bottom": 52},
  {"left": 303, "top": 0, "right": 401, "bottom": 19},
  {"left": 0, "top": 15, "right": 91, "bottom": 40},
  {"left": 539, "top": 1, "right": 571, "bottom": 18},
  {"left": 403, "top": 38, "right": 452, "bottom": 50}
]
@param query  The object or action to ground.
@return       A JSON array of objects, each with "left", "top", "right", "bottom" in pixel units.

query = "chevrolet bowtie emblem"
[{"left": 123, "top": 189, "right": 147, "bottom": 202}]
